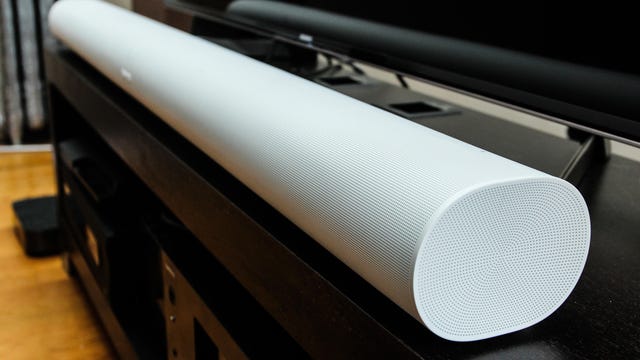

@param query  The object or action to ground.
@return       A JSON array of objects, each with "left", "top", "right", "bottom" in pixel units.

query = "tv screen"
[{"left": 167, "top": 0, "right": 640, "bottom": 145}]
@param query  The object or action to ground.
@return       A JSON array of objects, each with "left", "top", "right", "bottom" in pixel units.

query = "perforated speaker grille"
[{"left": 414, "top": 178, "right": 590, "bottom": 341}]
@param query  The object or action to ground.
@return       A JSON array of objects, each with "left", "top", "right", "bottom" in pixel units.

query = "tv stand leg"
[{"left": 561, "top": 130, "right": 610, "bottom": 186}]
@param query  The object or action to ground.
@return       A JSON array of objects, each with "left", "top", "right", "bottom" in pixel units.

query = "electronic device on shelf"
[{"left": 51, "top": 0, "right": 591, "bottom": 342}]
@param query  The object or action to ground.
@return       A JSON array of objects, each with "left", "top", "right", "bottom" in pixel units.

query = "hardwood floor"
[{"left": 0, "top": 152, "right": 114, "bottom": 359}]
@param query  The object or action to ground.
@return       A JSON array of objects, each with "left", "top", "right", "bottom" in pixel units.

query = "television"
[{"left": 166, "top": 0, "right": 640, "bottom": 146}]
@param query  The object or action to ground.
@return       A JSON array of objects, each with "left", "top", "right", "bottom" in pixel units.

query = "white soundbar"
[{"left": 49, "top": 0, "right": 591, "bottom": 342}]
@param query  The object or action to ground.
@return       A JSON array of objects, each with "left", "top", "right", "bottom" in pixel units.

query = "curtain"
[{"left": 1, "top": 0, "right": 55, "bottom": 144}]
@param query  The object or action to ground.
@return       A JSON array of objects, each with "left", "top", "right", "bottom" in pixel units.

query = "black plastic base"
[{"left": 12, "top": 196, "right": 61, "bottom": 256}]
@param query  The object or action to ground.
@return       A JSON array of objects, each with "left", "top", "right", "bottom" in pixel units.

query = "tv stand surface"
[{"left": 46, "top": 44, "right": 640, "bottom": 359}]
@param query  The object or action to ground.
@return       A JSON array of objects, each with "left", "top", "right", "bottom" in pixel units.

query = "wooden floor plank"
[{"left": 0, "top": 152, "right": 114, "bottom": 359}]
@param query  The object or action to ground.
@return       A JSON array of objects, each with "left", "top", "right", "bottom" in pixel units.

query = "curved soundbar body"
[{"left": 49, "top": 0, "right": 591, "bottom": 342}]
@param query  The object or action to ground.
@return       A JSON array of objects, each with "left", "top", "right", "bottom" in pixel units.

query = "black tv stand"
[{"left": 46, "top": 37, "right": 640, "bottom": 359}]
